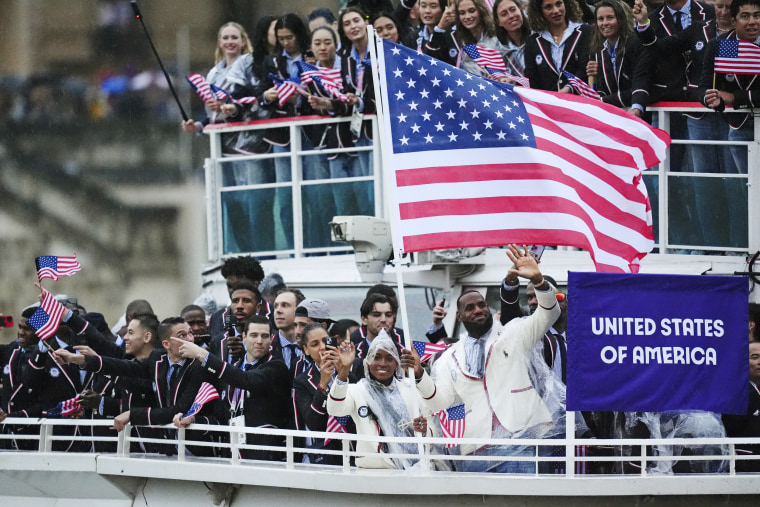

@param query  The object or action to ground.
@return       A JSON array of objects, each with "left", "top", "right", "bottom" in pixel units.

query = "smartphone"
[
  {"left": 438, "top": 297, "right": 446, "bottom": 308},
  {"left": 529, "top": 245, "right": 545, "bottom": 261}
]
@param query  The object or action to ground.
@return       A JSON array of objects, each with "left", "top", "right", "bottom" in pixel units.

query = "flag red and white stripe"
[
  {"left": 187, "top": 73, "right": 215, "bottom": 102},
  {"left": 36, "top": 255, "right": 81, "bottom": 281},
  {"left": 28, "top": 288, "right": 68, "bottom": 340},
  {"left": 184, "top": 382, "right": 220, "bottom": 418},
  {"left": 563, "top": 70, "right": 601, "bottom": 100},
  {"left": 438, "top": 404, "right": 466, "bottom": 447},
  {"left": 413, "top": 340, "right": 450, "bottom": 362},
  {"left": 324, "top": 414, "right": 350, "bottom": 444}
]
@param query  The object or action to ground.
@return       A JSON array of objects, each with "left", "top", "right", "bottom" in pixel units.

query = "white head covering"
[{"left": 363, "top": 329, "right": 404, "bottom": 381}]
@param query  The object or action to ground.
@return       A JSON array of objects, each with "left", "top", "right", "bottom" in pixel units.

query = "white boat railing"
[
  {"left": 2, "top": 416, "right": 759, "bottom": 479},
  {"left": 203, "top": 105, "right": 760, "bottom": 263}
]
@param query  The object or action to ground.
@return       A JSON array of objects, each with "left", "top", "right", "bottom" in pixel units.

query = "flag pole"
[
  {"left": 367, "top": 28, "right": 413, "bottom": 357},
  {"left": 130, "top": 1, "right": 189, "bottom": 121},
  {"left": 367, "top": 29, "right": 428, "bottom": 459}
]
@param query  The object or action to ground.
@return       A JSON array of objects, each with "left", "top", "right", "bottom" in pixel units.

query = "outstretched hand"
[
  {"left": 170, "top": 336, "right": 208, "bottom": 361},
  {"left": 52, "top": 348, "right": 86, "bottom": 366},
  {"left": 505, "top": 244, "right": 544, "bottom": 285}
]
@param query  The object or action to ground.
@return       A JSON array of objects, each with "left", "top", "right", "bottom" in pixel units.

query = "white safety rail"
[
  {"left": 647, "top": 104, "right": 759, "bottom": 255},
  {"left": 203, "top": 115, "right": 382, "bottom": 261},
  {"left": 2, "top": 416, "right": 760, "bottom": 495},
  {"left": 203, "top": 107, "right": 759, "bottom": 263}
]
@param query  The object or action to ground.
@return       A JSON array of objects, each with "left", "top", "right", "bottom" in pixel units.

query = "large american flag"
[
  {"left": 714, "top": 39, "right": 760, "bottom": 75},
  {"left": 184, "top": 382, "right": 220, "bottom": 418},
  {"left": 36, "top": 255, "right": 81, "bottom": 281},
  {"left": 324, "top": 414, "right": 351, "bottom": 444},
  {"left": 437, "top": 403, "right": 466, "bottom": 447},
  {"left": 412, "top": 340, "right": 450, "bottom": 363},
  {"left": 28, "top": 288, "right": 67, "bottom": 340},
  {"left": 375, "top": 39, "right": 669, "bottom": 272}
]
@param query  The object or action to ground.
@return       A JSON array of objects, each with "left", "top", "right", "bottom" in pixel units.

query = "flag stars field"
[{"left": 384, "top": 49, "right": 535, "bottom": 153}]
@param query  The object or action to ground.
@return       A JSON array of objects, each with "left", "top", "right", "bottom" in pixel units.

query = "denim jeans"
[
  {"left": 453, "top": 444, "right": 536, "bottom": 474},
  {"left": 301, "top": 152, "right": 335, "bottom": 248},
  {"left": 272, "top": 144, "right": 294, "bottom": 251},
  {"left": 221, "top": 158, "right": 276, "bottom": 253},
  {"left": 681, "top": 114, "right": 738, "bottom": 248},
  {"left": 328, "top": 153, "right": 374, "bottom": 217}
]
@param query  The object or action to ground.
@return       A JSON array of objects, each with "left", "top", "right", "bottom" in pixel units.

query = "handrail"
[{"left": 2, "top": 417, "right": 758, "bottom": 477}]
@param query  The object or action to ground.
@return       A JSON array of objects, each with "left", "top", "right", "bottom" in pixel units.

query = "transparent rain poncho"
[
  {"left": 623, "top": 411, "right": 728, "bottom": 474},
  {"left": 528, "top": 337, "right": 591, "bottom": 439},
  {"left": 359, "top": 331, "right": 419, "bottom": 470}
]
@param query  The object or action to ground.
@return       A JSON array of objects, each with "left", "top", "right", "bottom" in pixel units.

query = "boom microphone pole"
[{"left": 130, "top": 0, "right": 189, "bottom": 121}]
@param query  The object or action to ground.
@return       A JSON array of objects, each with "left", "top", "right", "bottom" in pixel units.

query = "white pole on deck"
[{"left": 367, "top": 26, "right": 429, "bottom": 471}]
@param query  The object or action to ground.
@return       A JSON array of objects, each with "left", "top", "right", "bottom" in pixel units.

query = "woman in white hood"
[{"left": 326, "top": 331, "right": 437, "bottom": 469}]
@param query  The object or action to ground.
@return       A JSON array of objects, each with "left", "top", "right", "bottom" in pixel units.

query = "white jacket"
[
  {"left": 327, "top": 374, "right": 436, "bottom": 469},
  {"left": 418, "top": 286, "right": 560, "bottom": 455}
]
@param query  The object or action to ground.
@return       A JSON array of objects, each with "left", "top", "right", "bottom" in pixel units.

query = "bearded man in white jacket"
[{"left": 410, "top": 244, "right": 561, "bottom": 473}]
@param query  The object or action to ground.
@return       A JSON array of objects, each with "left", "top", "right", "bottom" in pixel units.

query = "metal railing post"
[
  {"left": 565, "top": 410, "right": 576, "bottom": 477},
  {"left": 291, "top": 124, "right": 303, "bottom": 258},
  {"left": 747, "top": 120, "right": 760, "bottom": 252},
  {"left": 342, "top": 437, "right": 351, "bottom": 472},
  {"left": 658, "top": 110, "right": 670, "bottom": 253},
  {"left": 118, "top": 424, "right": 129, "bottom": 456},
  {"left": 204, "top": 157, "right": 220, "bottom": 261},
  {"left": 372, "top": 116, "right": 383, "bottom": 218},
  {"left": 39, "top": 421, "right": 52, "bottom": 453},
  {"left": 177, "top": 428, "right": 186, "bottom": 461}
]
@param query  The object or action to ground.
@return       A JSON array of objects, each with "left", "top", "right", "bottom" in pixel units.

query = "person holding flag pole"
[{"left": 181, "top": 22, "right": 253, "bottom": 137}]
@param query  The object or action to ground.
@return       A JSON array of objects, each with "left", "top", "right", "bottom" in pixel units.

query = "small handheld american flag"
[
  {"left": 269, "top": 73, "right": 304, "bottom": 106},
  {"left": 412, "top": 340, "right": 450, "bottom": 363},
  {"left": 714, "top": 40, "right": 760, "bottom": 75},
  {"left": 462, "top": 45, "right": 530, "bottom": 87},
  {"left": 43, "top": 395, "right": 81, "bottom": 417},
  {"left": 438, "top": 403, "right": 466, "bottom": 448},
  {"left": 562, "top": 70, "right": 601, "bottom": 100},
  {"left": 28, "top": 288, "right": 68, "bottom": 340},
  {"left": 36, "top": 255, "right": 81, "bottom": 281},
  {"left": 187, "top": 73, "right": 216, "bottom": 102},
  {"left": 184, "top": 382, "right": 220, "bottom": 418},
  {"left": 295, "top": 61, "right": 349, "bottom": 101},
  {"left": 209, "top": 84, "right": 258, "bottom": 105},
  {"left": 324, "top": 414, "right": 351, "bottom": 444}
]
